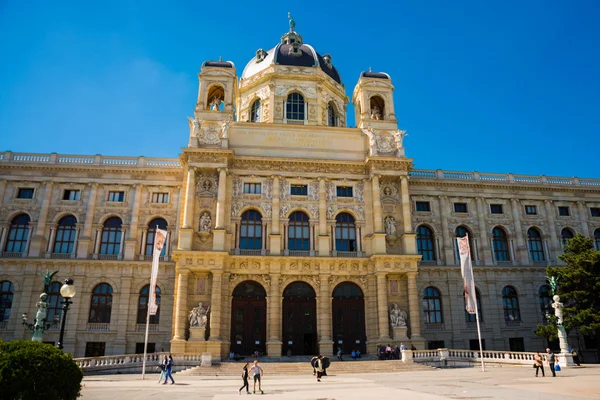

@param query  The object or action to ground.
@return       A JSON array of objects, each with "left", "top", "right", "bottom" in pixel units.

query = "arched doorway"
[
  {"left": 332, "top": 282, "right": 366, "bottom": 355},
  {"left": 230, "top": 281, "right": 267, "bottom": 356},
  {"left": 282, "top": 281, "right": 317, "bottom": 355}
]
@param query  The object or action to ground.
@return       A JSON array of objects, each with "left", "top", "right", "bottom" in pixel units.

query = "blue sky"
[{"left": 1, "top": 0, "right": 599, "bottom": 178}]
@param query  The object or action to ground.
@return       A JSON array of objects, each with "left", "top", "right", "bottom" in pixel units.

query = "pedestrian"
[
  {"left": 337, "top": 346, "right": 343, "bottom": 361},
  {"left": 411, "top": 344, "right": 417, "bottom": 351},
  {"left": 572, "top": 349, "right": 580, "bottom": 366},
  {"left": 545, "top": 348, "right": 556, "bottom": 377},
  {"left": 534, "top": 352, "right": 545, "bottom": 377},
  {"left": 315, "top": 355, "right": 324, "bottom": 382},
  {"left": 163, "top": 354, "right": 175, "bottom": 384},
  {"left": 250, "top": 360, "right": 264, "bottom": 394},
  {"left": 386, "top": 344, "right": 392, "bottom": 360},
  {"left": 238, "top": 362, "right": 250, "bottom": 395},
  {"left": 311, "top": 356, "right": 319, "bottom": 375},
  {"left": 351, "top": 350, "right": 357, "bottom": 360},
  {"left": 400, "top": 343, "right": 407, "bottom": 351},
  {"left": 157, "top": 355, "right": 168, "bottom": 383}
]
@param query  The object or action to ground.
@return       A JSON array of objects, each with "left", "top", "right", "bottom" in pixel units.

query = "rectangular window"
[
  {"left": 454, "top": 203, "right": 468, "bottom": 213},
  {"left": 62, "top": 189, "right": 80, "bottom": 201},
  {"left": 85, "top": 342, "right": 106, "bottom": 357},
  {"left": 151, "top": 192, "right": 169, "bottom": 203},
  {"left": 490, "top": 204, "right": 503, "bottom": 214},
  {"left": 107, "top": 191, "right": 125, "bottom": 202},
  {"left": 17, "top": 188, "right": 34, "bottom": 199},
  {"left": 135, "top": 342, "right": 155, "bottom": 354},
  {"left": 416, "top": 201, "right": 431, "bottom": 212},
  {"left": 243, "top": 183, "right": 261, "bottom": 194},
  {"left": 336, "top": 186, "right": 353, "bottom": 198},
  {"left": 591, "top": 207, "right": 600, "bottom": 217},
  {"left": 290, "top": 184, "right": 308, "bottom": 196},
  {"left": 508, "top": 337, "right": 525, "bottom": 352},
  {"left": 558, "top": 206, "right": 570, "bottom": 216},
  {"left": 525, "top": 205, "right": 537, "bottom": 215},
  {"left": 469, "top": 339, "right": 486, "bottom": 351}
]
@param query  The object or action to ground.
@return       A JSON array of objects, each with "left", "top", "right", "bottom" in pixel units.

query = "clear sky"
[{"left": 1, "top": 0, "right": 599, "bottom": 178}]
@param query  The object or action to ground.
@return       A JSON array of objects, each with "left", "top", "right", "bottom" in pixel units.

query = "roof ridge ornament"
[
  {"left": 288, "top": 12, "right": 296, "bottom": 32},
  {"left": 281, "top": 13, "right": 303, "bottom": 56}
]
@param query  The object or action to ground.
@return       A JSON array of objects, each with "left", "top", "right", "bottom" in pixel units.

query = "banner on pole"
[
  {"left": 149, "top": 228, "right": 167, "bottom": 315},
  {"left": 458, "top": 235, "right": 477, "bottom": 314}
]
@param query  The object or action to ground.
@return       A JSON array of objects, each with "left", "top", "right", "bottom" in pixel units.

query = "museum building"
[{"left": 1, "top": 21, "right": 599, "bottom": 360}]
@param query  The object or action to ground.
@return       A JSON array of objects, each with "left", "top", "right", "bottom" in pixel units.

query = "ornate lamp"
[{"left": 57, "top": 278, "right": 76, "bottom": 350}]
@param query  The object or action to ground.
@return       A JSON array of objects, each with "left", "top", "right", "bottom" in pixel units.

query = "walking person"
[
  {"left": 250, "top": 360, "right": 264, "bottom": 394},
  {"left": 157, "top": 355, "right": 168, "bottom": 383},
  {"left": 238, "top": 362, "right": 250, "bottom": 395},
  {"left": 163, "top": 354, "right": 175, "bottom": 385},
  {"left": 534, "top": 352, "right": 545, "bottom": 377},
  {"left": 337, "top": 346, "right": 343, "bottom": 361},
  {"left": 546, "top": 348, "right": 556, "bottom": 377},
  {"left": 315, "top": 355, "right": 324, "bottom": 382}
]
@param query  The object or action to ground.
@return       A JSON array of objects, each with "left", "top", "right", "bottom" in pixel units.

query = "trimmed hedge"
[{"left": 0, "top": 340, "right": 83, "bottom": 400}]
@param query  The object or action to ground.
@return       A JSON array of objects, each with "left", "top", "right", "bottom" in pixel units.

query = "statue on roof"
[{"left": 288, "top": 12, "right": 295, "bottom": 32}]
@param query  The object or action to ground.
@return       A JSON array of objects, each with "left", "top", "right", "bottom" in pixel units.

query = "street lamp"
[{"left": 57, "top": 278, "right": 76, "bottom": 350}]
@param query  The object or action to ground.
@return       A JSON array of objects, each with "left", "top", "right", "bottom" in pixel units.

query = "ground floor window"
[
  {"left": 469, "top": 339, "right": 486, "bottom": 351},
  {"left": 508, "top": 337, "right": 524, "bottom": 352},
  {"left": 427, "top": 340, "right": 445, "bottom": 350},
  {"left": 85, "top": 342, "right": 106, "bottom": 357},
  {"left": 135, "top": 342, "right": 155, "bottom": 354}
]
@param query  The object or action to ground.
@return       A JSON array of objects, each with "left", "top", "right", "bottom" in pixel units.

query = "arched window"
[
  {"left": 595, "top": 229, "right": 600, "bottom": 251},
  {"left": 137, "top": 285, "right": 161, "bottom": 324},
  {"left": 4, "top": 214, "right": 30, "bottom": 253},
  {"left": 502, "top": 286, "right": 521, "bottom": 322},
  {"left": 53, "top": 215, "right": 77, "bottom": 254},
  {"left": 492, "top": 227, "right": 510, "bottom": 261},
  {"left": 417, "top": 225, "right": 436, "bottom": 261},
  {"left": 539, "top": 285, "right": 552, "bottom": 318},
  {"left": 88, "top": 283, "right": 113, "bottom": 323},
  {"left": 423, "top": 287, "right": 443, "bottom": 323},
  {"left": 288, "top": 211, "right": 310, "bottom": 251},
  {"left": 240, "top": 210, "right": 263, "bottom": 250},
  {"left": 46, "top": 281, "right": 63, "bottom": 322},
  {"left": 100, "top": 217, "right": 122, "bottom": 255},
  {"left": 455, "top": 226, "right": 475, "bottom": 260},
  {"left": 327, "top": 102, "right": 337, "bottom": 127},
  {"left": 527, "top": 228, "right": 545, "bottom": 262},
  {"left": 250, "top": 99, "right": 261, "bottom": 122},
  {"left": 0, "top": 281, "right": 15, "bottom": 322},
  {"left": 286, "top": 93, "right": 305, "bottom": 122},
  {"left": 283, "top": 281, "right": 315, "bottom": 299},
  {"left": 332, "top": 282, "right": 363, "bottom": 299},
  {"left": 561, "top": 228, "right": 574, "bottom": 247},
  {"left": 335, "top": 213, "right": 356, "bottom": 252},
  {"left": 369, "top": 95, "right": 385, "bottom": 120},
  {"left": 145, "top": 218, "right": 168, "bottom": 256},
  {"left": 464, "top": 288, "right": 482, "bottom": 323}
]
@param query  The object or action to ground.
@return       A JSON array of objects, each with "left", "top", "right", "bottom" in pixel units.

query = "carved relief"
[
  {"left": 263, "top": 178, "right": 273, "bottom": 200},
  {"left": 279, "top": 178, "right": 290, "bottom": 200},
  {"left": 308, "top": 181, "right": 319, "bottom": 201},
  {"left": 198, "top": 126, "right": 222, "bottom": 145},
  {"left": 232, "top": 176, "right": 242, "bottom": 198},
  {"left": 355, "top": 182, "right": 364, "bottom": 203},
  {"left": 196, "top": 174, "right": 218, "bottom": 195},
  {"left": 326, "top": 181, "right": 336, "bottom": 202}
]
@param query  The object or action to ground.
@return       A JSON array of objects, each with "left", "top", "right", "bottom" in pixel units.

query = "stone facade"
[{"left": 1, "top": 22, "right": 599, "bottom": 360}]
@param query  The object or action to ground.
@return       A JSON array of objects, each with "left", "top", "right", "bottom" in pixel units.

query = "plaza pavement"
[{"left": 81, "top": 365, "right": 600, "bottom": 400}]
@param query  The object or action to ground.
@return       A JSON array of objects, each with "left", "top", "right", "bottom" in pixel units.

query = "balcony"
[
  {"left": 424, "top": 322, "right": 445, "bottom": 331},
  {"left": 135, "top": 323, "right": 159, "bottom": 332},
  {"left": 49, "top": 253, "right": 73, "bottom": 259},
  {"left": 87, "top": 323, "right": 110, "bottom": 332},
  {"left": 0, "top": 252, "right": 24, "bottom": 258},
  {"left": 331, "top": 251, "right": 359, "bottom": 258},
  {"left": 96, "top": 254, "right": 120, "bottom": 261}
]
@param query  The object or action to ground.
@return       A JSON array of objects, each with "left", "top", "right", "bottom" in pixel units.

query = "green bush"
[{"left": 0, "top": 340, "right": 83, "bottom": 400}]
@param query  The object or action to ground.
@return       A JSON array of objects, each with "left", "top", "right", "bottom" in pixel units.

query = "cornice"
[{"left": 408, "top": 178, "right": 600, "bottom": 194}]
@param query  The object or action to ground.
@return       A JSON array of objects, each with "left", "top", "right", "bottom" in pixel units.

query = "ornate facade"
[{"left": 1, "top": 20, "right": 599, "bottom": 359}]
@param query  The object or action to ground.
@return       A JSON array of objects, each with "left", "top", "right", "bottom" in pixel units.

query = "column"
[
  {"left": 46, "top": 225, "right": 57, "bottom": 254},
  {"left": 271, "top": 176, "right": 280, "bottom": 233},
  {"left": 124, "top": 184, "right": 142, "bottom": 259},
  {"left": 72, "top": 226, "right": 80, "bottom": 258},
  {"left": 215, "top": 168, "right": 227, "bottom": 229},
  {"left": 406, "top": 272, "right": 423, "bottom": 341},
  {"left": 438, "top": 196, "right": 453, "bottom": 264},
  {"left": 318, "top": 275, "right": 333, "bottom": 352},
  {"left": 0, "top": 224, "right": 7, "bottom": 252},
  {"left": 544, "top": 200, "right": 560, "bottom": 261},
  {"left": 0, "top": 180, "right": 7, "bottom": 207},
  {"left": 309, "top": 223, "right": 315, "bottom": 255},
  {"left": 78, "top": 183, "right": 98, "bottom": 258},
  {"left": 317, "top": 178, "right": 330, "bottom": 256},
  {"left": 30, "top": 181, "right": 54, "bottom": 256},
  {"left": 356, "top": 225, "right": 362, "bottom": 254},
  {"left": 93, "top": 228, "right": 101, "bottom": 256},
  {"left": 376, "top": 273, "right": 391, "bottom": 340},
  {"left": 118, "top": 228, "right": 126, "bottom": 259},
  {"left": 475, "top": 197, "right": 492, "bottom": 265},
  {"left": 577, "top": 201, "right": 590, "bottom": 237},
  {"left": 173, "top": 270, "right": 189, "bottom": 340},
  {"left": 371, "top": 175, "right": 383, "bottom": 232},
  {"left": 139, "top": 230, "right": 147, "bottom": 257},
  {"left": 209, "top": 271, "right": 223, "bottom": 340},
  {"left": 268, "top": 275, "right": 281, "bottom": 341},
  {"left": 182, "top": 168, "right": 196, "bottom": 229},
  {"left": 510, "top": 198, "right": 527, "bottom": 264}
]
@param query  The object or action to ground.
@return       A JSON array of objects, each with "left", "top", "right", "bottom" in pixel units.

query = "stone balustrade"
[
  {"left": 411, "top": 348, "right": 574, "bottom": 368},
  {"left": 74, "top": 353, "right": 204, "bottom": 375},
  {"left": 0, "top": 151, "right": 181, "bottom": 168}
]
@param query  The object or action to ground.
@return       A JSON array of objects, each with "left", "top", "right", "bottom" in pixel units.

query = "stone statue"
[
  {"left": 385, "top": 216, "right": 396, "bottom": 237},
  {"left": 188, "top": 117, "right": 201, "bottom": 137},
  {"left": 40, "top": 270, "right": 59, "bottom": 294},
  {"left": 32, "top": 293, "right": 50, "bottom": 342},
  {"left": 552, "top": 295, "right": 564, "bottom": 325},
  {"left": 389, "top": 303, "right": 407, "bottom": 328},
  {"left": 189, "top": 302, "right": 210, "bottom": 328},
  {"left": 288, "top": 12, "right": 295, "bottom": 32},
  {"left": 210, "top": 95, "right": 222, "bottom": 111},
  {"left": 220, "top": 119, "right": 232, "bottom": 139},
  {"left": 199, "top": 212, "right": 212, "bottom": 232},
  {"left": 392, "top": 130, "right": 407, "bottom": 149},
  {"left": 371, "top": 105, "right": 382, "bottom": 120},
  {"left": 361, "top": 127, "right": 378, "bottom": 156}
]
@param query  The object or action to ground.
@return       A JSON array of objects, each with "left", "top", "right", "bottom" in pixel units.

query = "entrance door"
[
  {"left": 230, "top": 281, "right": 267, "bottom": 356},
  {"left": 282, "top": 281, "right": 317, "bottom": 355},
  {"left": 332, "top": 282, "right": 366, "bottom": 354}
]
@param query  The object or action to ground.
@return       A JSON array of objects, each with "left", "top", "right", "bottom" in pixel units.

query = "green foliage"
[
  {"left": 535, "top": 315, "right": 558, "bottom": 342},
  {"left": 0, "top": 340, "right": 83, "bottom": 400}
]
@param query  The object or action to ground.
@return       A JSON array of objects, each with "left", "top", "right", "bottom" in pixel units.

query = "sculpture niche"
[
  {"left": 389, "top": 303, "right": 409, "bottom": 341},
  {"left": 385, "top": 215, "right": 397, "bottom": 245},
  {"left": 197, "top": 212, "right": 212, "bottom": 243},
  {"left": 189, "top": 302, "right": 210, "bottom": 341}
]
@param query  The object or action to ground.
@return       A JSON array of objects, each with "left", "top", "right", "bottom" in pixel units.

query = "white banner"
[
  {"left": 458, "top": 235, "right": 477, "bottom": 314},
  {"left": 149, "top": 228, "right": 167, "bottom": 315}
]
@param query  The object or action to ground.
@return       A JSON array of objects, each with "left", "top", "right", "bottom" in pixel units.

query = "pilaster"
[
  {"left": 510, "top": 198, "right": 527, "bottom": 264},
  {"left": 317, "top": 178, "right": 330, "bottom": 256},
  {"left": 212, "top": 168, "right": 228, "bottom": 251},
  {"left": 400, "top": 176, "right": 416, "bottom": 253},
  {"left": 266, "top": 273, "right": 282, "bottom": 356},
  {"left": 29, "top": 181, "right": 54, "bottom": 257},
  {"left": 208, "top": 271, "right": 223, "bottom": 340},
  {"left": 269, "top": 176, "right": 282, "bottom": 255},
  {"left": 438, "top": 196, "right": 453, "bottom": 264},
  {"left": 179, "top": 167, "right": 196, "bottom": 250},
  {"left": 318, "top": 275, "right": 333, "bottom": 353},
  {"left": 172, "top": 269, "right": 189, "bottom": 341},
  {"left": 376, "top": 273, "right": 391, "bottom": 341},
  {"left": 78, "top": 183, "right": 98, "bottom": 258},
  {"left": 475, "top": 197, "right": 492, "bottom": 265},
  {"left": 406, "top": 271, "right": 423, "bottom": 346},
  {"left": 544, "top": 200, "right": 560, "bottom": 262},
  {"left": 124, "top": 184, "right": 142, "bottom": 260}
]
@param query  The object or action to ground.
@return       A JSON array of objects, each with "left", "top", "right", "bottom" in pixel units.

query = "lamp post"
[
  {"left": 57, "top": 278, "right": 76, "bottom": 350},
  {"left": 22, "top": 293, "right": 60, "bottom": 342}
]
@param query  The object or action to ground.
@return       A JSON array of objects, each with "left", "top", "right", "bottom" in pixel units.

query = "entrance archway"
[
  {"left": 332, "top": 282, "right": 366, "bottom": 354},
  {"left": 282, "top": 281, "right": 317, "bottom": 355},
  {"left": 230, "top": 281, "right": 267, "bottom": 356}
]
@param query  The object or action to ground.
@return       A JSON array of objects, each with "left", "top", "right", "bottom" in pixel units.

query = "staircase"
[{"left": 178, "top": 359, "right": 432, "bottom": 376}]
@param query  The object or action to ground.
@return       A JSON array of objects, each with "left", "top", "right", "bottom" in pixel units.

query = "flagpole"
[
  {"left": 141, "top": 295, "right": 151, "bottom": 379},
  {"left": 141, "top": 225, "right": 161, "bottom": 380},
  {"left": 474, "top": 292, "right": 485, "bottom": 372}
]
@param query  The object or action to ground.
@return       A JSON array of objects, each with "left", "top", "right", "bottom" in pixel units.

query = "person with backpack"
[{"left": 238, "top": 362, "right": 250, "bottom": 395}]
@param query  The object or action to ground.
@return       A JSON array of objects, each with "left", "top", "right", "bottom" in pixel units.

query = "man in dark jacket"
[{"left": 546, "top": 348, "right": 556, "bottom": 377}]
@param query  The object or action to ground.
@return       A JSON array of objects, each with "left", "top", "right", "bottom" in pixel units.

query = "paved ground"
[{"left": 81, "top": 365, "right": 600, "bottom": 400}]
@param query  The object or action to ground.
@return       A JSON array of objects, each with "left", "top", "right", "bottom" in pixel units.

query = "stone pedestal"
[
  {"left": 401, "top": 349, "right": 413, "bottom": 364},
  {"left": 558, "top": 352, "right": 575, "bottom": 367},
  {"left": 269, "top": 234, "right": 282, "bottom": 255},
  {"left": 179, "top": 228, "right": 194, "bottom": 250},
  {"left": 266, "top": 340, "right": 282, "bottom": 357},
  {"left": 201, "top": 352, "right": 212, "bottom": 367},
  {"left": 212, "top": 229, "right": 226, "bottom": 251},
  {"left": 392, "top": 327, "right": 409, "bottom": 341},
  {"left": 189, "top": 327, "right": 206, "bottom": 342}
]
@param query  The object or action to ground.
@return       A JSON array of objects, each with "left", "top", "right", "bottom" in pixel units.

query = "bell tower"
[{"left": 352, "top": 71, "right": 398, "bottom": 131}]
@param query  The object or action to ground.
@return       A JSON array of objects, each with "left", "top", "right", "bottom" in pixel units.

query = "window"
[
  {"left": 327, "top": 103, "right": 337, "bottom": 127},
  {"left": 464, "top": 289, "right": 482, "bottom": 323},
  {"left": 539, "top": 285, "right": 552, "bottom": 318},
  {"left": 145, "top": 218, "right": 168, "bottom": 256},
  {"left": 0, "top": 281, "right": 15, "bottom": 322},
  {"left": 455, "top": 226, "right": 474, "bottom": 259},
  {"left": 336, "top": 186, "right": 353, "bottom": 198},
  {"left": 107, "top": 191, "right": 125, "bottom": 202},
  {"left": 151, "top": 192, "right": 169, "bottom": 204},
  {"left": 525, "top": 205, "right": 537, "bottom": 215},
  {"left": 335, "top": 213, "right": 356, "bottom": 252},
  {"left": 558, "top": 206, "right": 570, "bottom": 216},
  {"left": 240, "top": 210, "right": 263, "bottom": 250},
  {"left": 416, "top": 225, "right": 435, "bottom": 261},
  {"left": 527, "top": 228, "right": 545, "bottom": 262},
  {"left": 288, "top": 211, "right": 310, "bottom": 251},
  {"left": 416, "top": 201, "right": 431, "bottom": 212},
  {"left": 46, "top": 281, "right": 64, "bottom": 322},
  {"left": 4, "top": 214, "right": 30, "bottom": 253},
  {"left": 88, "top": 283, "right": 113, "bottom": 323},
  {"left": 286, "top": 92, "right": 305, "bottom": 121},
  {"left": 469, "top": 339, "right": 486, "bottom": 351},
  {"left": 17, "top": 188, "right": 34, "bottom": 199},
  {"left": 490, "top": 204, "right": 503, "bottom": 214},
  {"left": 502, "top": 286, "right": 521, "bottom": 322},
  {"left": 243, "top": 183, "right": 261, "bottom": 194},
  {"left": 591, "top": 207, "right": 600, "bottom": 217},
  {"left": 509, "top": 337, "right": 525, "bottom": 352},
  {"left": 422, "top": 287, "right": 443, "bottom": 323},
  {"left": 250, "top": 99, "right": 261, "bottom": 122},
  {"left": 492, "top": 227, "right": 510, "bottom": 261},
  {"left": 135, "top": 342, "right": 155, "bottom": 354},
  {"left": 454, "top": 203, "right": 468, "bottom": 213},
  {"left": 100, "top": 217, "right": 122, "bottom": 255},
  {"left": 62, "top": 189, "right": 80, "bottom": 201},
  {"left": 53, "top": 215, "right": 77, "bottom": 254},
  {"left": 595, "top": 229, "right": 600, "bottom": 251},
  {"left": 137, "top": 285, "right": 161, "bottom": 324},
  {"left": 85, "top": 342, "right": 106, "bottom": 357},
  {"left": 290, "top": 185, "right": 308, "bottom": 196},
  {"left": 561, "top": 228, "right": 574, "bottom": 247}
]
